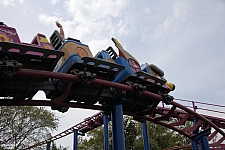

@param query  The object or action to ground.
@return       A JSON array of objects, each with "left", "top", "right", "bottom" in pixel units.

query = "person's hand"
[{"left": 56, "top": 21, "right": 62, "bottom": 28}]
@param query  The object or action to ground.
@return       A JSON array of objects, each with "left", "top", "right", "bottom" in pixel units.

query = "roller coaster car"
[
  {"left": 46, "top": 31, "right": 124, "bottom": 112},
  {"left": 98, "top": 38, "right": 175, "bottom": 113},
  {"left": 0, "top": 22, "right": 64, "bottom": 99},
  {"left": 141, "top": 63, "right": 175, "bottom": 92}
]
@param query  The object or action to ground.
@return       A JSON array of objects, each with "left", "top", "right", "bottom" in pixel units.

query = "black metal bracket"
[
  {"left": 126, "top": 81, "right": 146, "bottom": 96},
  {"left": 191, "top": 128, "right": 211, "bottom": 141},
  {"left": 0, "top": 57, "right": 22, "bottom": 78},
  {"left": 159, "top": 91, "right": 174, "bottom": 105},
  {"left": 133, "top": 117, "right": 146, "bottom": 123},
  {"left": 51, "top": 106, "right": 69, "bottom": 113},
  {"left": 71, "top": 69, "right": 97, "bottom": 85},
  {"left": 103, "top": 97, "right": 124, "bottom": 115}
]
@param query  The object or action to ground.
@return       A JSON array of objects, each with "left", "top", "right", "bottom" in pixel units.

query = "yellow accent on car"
[
  {"left": 112, "top": 37, "right": 123, "bottom": 49},
  {"left": 40, "top": 37, "right": 50, "bottom": 43},
  {"left": 166, "top": 82, "right": 175, "bottom": 91},
  {"left": 0, "top": 33, "right": 10, "bottom": 42},
  {"left": 111, "top": 37, "right": 139, "bottom": 64}
]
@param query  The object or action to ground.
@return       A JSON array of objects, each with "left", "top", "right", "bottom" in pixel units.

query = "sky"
[{"left": 1, "top": 0, "right": 225, "bottom": 149}]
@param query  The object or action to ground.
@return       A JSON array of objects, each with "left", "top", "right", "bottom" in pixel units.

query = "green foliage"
[
  {"left": 147, "top": 121, "right": 190, "bottom": 150},
  {"left": 78, "top": 115, "right": 192, "bottom": 150},
  {"left": 52, "top": 141, "right": 69, "bottom": 150},
  {"left": 78, "top": 127, "right": 106, "bottom": 150},
  {"left": 124, "top": 116, "right": 138, "bottom": 149},
  {"left": 0, "top": 106, "right": 59, "bottom": 149}
]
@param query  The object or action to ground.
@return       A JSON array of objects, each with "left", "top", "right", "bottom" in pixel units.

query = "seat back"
[
  {"left": 31, "top": 33, "right": 54, "bottom": 50},
  {"left": 0, "top": 23, "right": 21, "bottom": 43},
  {"left": 49, "top": 30, "right": 63, "bottom": 50},
  {"left": 59, "top": 39, "right": 93, "bottom": 64}
]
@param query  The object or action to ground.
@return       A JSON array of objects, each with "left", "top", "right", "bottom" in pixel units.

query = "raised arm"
[{"left": 56, "top": 21, "right": 65, "bottom": 40}]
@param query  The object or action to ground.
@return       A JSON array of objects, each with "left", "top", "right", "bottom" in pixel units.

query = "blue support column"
[
  {"left": 111, "top": 103, "right": 125, "bottom": 150},
  {"left": 192, "top": 128, "right": 211, "bottom": 150},
  {"left": 199, "top": 136, "right": 210, "bottom": 150},
  {"left": 46, "top": 141, "right": 51, "bottom": 150},
  {"left": 141, "top": 120, "right": 150, "bottom": 150},
  {"left": 103, "top": 114, "right": 109, "bottom": 150},
  {"left": 191, "top": 140, "right": 199, "bottom": 150},
  {"left": 191, "top": 118, "right": 199, "bottom": 150},
  {"left": 73, "top": 129, "right": 78, "bottom": 150}
]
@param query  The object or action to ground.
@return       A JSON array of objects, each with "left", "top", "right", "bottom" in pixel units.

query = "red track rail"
[
  {"left": 26, "top": 102, "right": 225, "bottom": 149},
  {"left": 1, "top": 69, "right": 224, "bottom": 149},
  {"left": 25, "top": 112, "right": 104, "bottom": 149}
]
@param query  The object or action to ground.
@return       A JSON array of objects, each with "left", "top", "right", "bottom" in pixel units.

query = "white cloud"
[
  {"left": 0, "top": 0, "right": 25, "bottom": 6},
  {"left": 37, "top": 0, "right": 128, "bottom": 58},
  {"left": 38, "top": 0, "right": 130, "bottom": 49},
  {"left": 65, "top": 0, "right": 128, "bottom": 22},
  {"left": 88, "top": 38, "right": 112, "bottom": 56},
  {"left": 38, "top": 14, "right": 62, "bottom": 27},
  {"left": 51, "top": 0, "right": 61, "bottom": 4},
  {"left": 216, "top": 89, "right": 225, "bottom": 100},
  {"left": 62, "top": 0, "right": 129, "bottom": 38},
  {"left": 0, "top": 0, "right": 15, "bottom": 6},
  {"left": 213, "top": 1, "right": 225, "bottom": 19},
  {"left": 154, "top": 1, "right": 189, "bottom": 38},
  {"left": 19, "top": 0, "right": 25, "bottom": 4},
  {"left": 144, "top": 7, "right": 151, "bottom": 14}
]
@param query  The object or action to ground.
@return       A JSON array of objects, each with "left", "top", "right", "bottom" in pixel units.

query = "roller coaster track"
[
  {"left": 25, "top": 102, "right": 225, "bottom": 150},
  {"left": 1, "top": 69, "right": 225, "bottom": 149}
]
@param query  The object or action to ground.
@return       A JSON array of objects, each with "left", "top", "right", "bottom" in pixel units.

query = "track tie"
[
  {"left": 169, "top": 113, "right": 190, "bottom": 126},
  {"left": 155, "top": 106, "right": 176, "bottom": 121},
  {"left": 182, "top": 119, "right": 202, "bottom": 132}
]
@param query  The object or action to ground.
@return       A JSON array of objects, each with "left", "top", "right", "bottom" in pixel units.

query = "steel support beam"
[
  {"left": 111, "top": 103, "right": 125, "bottom": 150},
  {"left": 191, "top": 118, "right": 199, "bottom": 150},
  {"left": 192, "top": 128, "right": 211, "bottom": 150},
  {"left": 142, "top": 120, "right": 150, "bottom": 150},
  {"left": 199, "top": 136, "right": 210, "bottom": 150},
  {"left": 46, "top": 141, "right": 51, "bottom": 150},
  {"left": 104, "top": 114, "right": 109, "bottom": 150},
  {"left": 73, "top": 129, "right": 78, "bottom": 150}
]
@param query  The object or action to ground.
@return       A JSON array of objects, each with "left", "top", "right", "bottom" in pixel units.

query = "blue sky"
[{"left": 1, "top": 0, "right": 225, "bottom": 149}]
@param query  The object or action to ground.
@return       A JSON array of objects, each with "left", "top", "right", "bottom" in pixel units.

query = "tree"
[
  {"left": 78, "top": 116, "right": 191, "bottom": 150},
  {"left": 52, "top": 141, "right": 69, "bottom": 150},
  {"left": 0, "top": 106, "right": 59, "bottom": 149},
  {"left": 145, "top": 121, "right": 191, "bottom": 150},
  {"left": 78, "top": 126, "right": 106, "bottom": 150},
  {"left": 124, "top": 116, "right": 138, "bottom": 149}
]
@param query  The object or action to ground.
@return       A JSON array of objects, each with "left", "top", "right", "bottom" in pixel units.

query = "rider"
[{"left": 56, "top": 21, "right": 65, "bottom": 40}]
